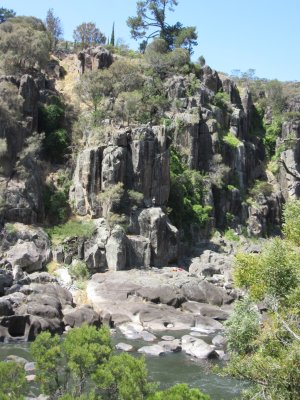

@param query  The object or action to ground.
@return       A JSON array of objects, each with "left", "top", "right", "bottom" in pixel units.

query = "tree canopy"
[
  {"left": 0, "top": 16, "right": 50, "bottom": 74},
  {"left": 127, "top": 0, "right": 197, "bottom": 52},
  {"left": 73, "top": 22, "right": 106, "bottom": 49},
  {"left": 45, "top": 8, "right": 63, "bottom": 51},
  {"left": 0, "top": 7, "right": 16, "bottom": 24}
]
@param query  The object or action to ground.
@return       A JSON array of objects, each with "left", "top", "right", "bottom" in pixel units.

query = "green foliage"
[
  {"left": 283, "top": 111, "right": 300, "bottom": 121},
  {"left": 168, "top": 149, "right": 212, "bottom": 233},
  {"left": 46, "top": 220, "right": 95, "bottom": 245},
  {"left": 149, "top": 383, "right": 211, "bottom": 400},
  {"left": 31, "top": 332, "right": 63, "bottom": 395},
  {"left": 265, "top": 80, "right": 286, "bottom": 114},
  {"left": 0, "top": 7, "right": 16, "bottom": 24},
  {"left": 263, "top": 116, "right": 282, "bottom": 159},
  {"left": 213, "top": 92, "right": 230, "bottom": 110},
  {"left": 44, "top": 128, "right": 70, "bottom": 162},
  {"left": 38, "top": 99, "right": 70, "bottom": 162},
  {"left": 0, "top": 16, "right": 50, "bottom": 74},
  {"left": 224, "top": 228, "right": 239, "bottom": 242},
  {"left": 127, "top": 189, "right": 144, "bottom": 206},
  {"left": 222, "top": 132, "right": 241, "bottom": 148},
  {"left": 73, "top": 22, "right": 106, "bottom": 49},
  {"left": 225, "top": 298, "right": 260, "bottom": 355},
  {"left": 69, "top": 261, "right": 90, "bottom": 281},
  {"left": 94, "top": 352, "right": 156, "bottom": 399},
  {"left": 44, "top": 181, "right": 70, "bottom": 224},
  {"left": 45, "top": 8, "right": 63, "bottom": 51},
  {"left": 248, "top": 180, "right": 273, "bottom": 199},
  {"left": 39, "top": 102, "right": 65, "bottom": 134},
  {"left": 174, "top": 26, "right": 198, "bottom": 55},
  {"left": 0, "top": 361, "right": 28, "bottom": 400},
  {"left": 63, "top": 325, "right": 112, "bottom": 396},
  {"left": 234, "top": 238, "right": 300, "bottom": 301},
  {"left": 282, "top": 200, "right": 300, "bottom": 246},
  {"left": 223, "top": 200, "right": 300, "bottom": 399}
]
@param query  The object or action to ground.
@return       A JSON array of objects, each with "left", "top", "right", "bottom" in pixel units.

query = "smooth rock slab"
[
  {"left": 116, "top": 343, "right": 133, "bottom": 352},
  {"left": 138, "top": 344, "right": 166, "bottom": 356}
]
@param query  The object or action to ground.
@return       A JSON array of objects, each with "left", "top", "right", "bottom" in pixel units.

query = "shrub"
[
  {"left": 225, "top": 297, "right": 260, "bottom": 355},
  {"left": 283, "top": 200, "right": 300, "bottom": 246},
  {"left": 168, "top": 149, "right": 212, "bottom": 233},
  {"left": 0, "top": 16, "right": 50, "bottom": 74},
  {"left": 0, "top": 361, "right": 28, "bottom": 400},
  {"left": 69, "top": 261, "right": 90, "bottom": 281},
  {"left": 263, "top": 116, "right": 282, "bottom": 159},
  {"left": 43, "top": 128, "right": 70, "bottom": 162},
  {"left": 46, "top": 220, "right": 95, "bottom": 245},
  {"left": 44, "top": 184, "right": 69, "bottom": 224},
  {"left": 39, "top": 103, "right": 65, "bottom": 134},
  {"left": 249, "top": 180, "right": 273, "bottom": 199},
  {"left": 223, "top": 132, "right": 241, "bottom": 148},
  {"left": 213, "top": 92, "right": 230, "bottom": 109}
]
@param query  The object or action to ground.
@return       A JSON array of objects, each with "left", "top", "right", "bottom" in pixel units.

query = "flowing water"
[{"left": 0, "top": 331, "right": 246, "bottom": 400}]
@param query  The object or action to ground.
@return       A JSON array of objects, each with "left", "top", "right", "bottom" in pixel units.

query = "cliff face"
[{"left": 0, "top": 48, "right": 298, "bottom": 272}]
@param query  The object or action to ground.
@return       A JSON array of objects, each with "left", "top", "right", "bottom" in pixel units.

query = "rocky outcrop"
[
  {"left": 77, "top": 46, "right": 113, "bottom": 74},
  {"left": 70, "top": 126, "right": 170, "bottom": 217},
  {"left": 0, "top": 224, "right": 51, "bottom": 276}
]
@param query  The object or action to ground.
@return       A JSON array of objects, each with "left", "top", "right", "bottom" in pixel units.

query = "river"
[{"left": 0, "top": 331, "right": 246, "bottom": 400}]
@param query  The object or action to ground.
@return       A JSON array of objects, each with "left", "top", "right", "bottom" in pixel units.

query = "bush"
[
  {"left": 0, "top": 16, "right": 50, "bottom": 74},
  {"left": 249, "top": 180, "right": 273, "bottom": 199},
  {"left": 168, "top": 149, "right": 212, "bottom": 234},
  {"left": 39, "top": 103, "right": 65, "bottom": 134},
  {"left": 43, "top": 128, "right": 70, "bottom": 162},
  {"left": 263, "top": 116, "right": 282, "bottom": 159},
  {"left": 44, "top": 184, "right": 70, "bottom": 224},
  {"left": 213, "top": 92, "right": 230, "bottom": 110},
  {"left": 225, "top": 297, "right": 260, "bottom": 355},
  {"left": 283, "top": 200, "right": 300, "bottom": 246},
  {"left": 69, "top": 261, "right": 90, "bottom": 281},
  {"left": 0, "top": 361, "right": 28, "bottom": 400},
  {"left": 223, "top": 132, "right": 241, "bottom": 148},
  {"left": 46, "top": 220, "right": 95, "bottom": 245},
  {"left": 234, "top": 238, "right": 300, "bottom": 301}
]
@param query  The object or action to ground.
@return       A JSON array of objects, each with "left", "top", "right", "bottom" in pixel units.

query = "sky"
[{"left": 1, "top": 0, "right": 300, "bottom": 82}]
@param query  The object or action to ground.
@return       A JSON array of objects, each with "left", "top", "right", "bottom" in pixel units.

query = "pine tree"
[{"left": 110, "top": 22, "right": 115, "bottom": 46}]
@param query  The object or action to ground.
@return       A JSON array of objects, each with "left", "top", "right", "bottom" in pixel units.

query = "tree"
[
  {"left": 73, "top": 22, "right": 106, "bottom": 49},
  {"left": 110, "top": 22, "right": 115, "bottom": 46},
  {"left": 127, "top": 0, "right": 178, "bottom": 43},
  {"left": 76, "top": 69, "right": 114, "bottom": 120},
  {"left": 174, "top": 26, "right": 198, "bottom": 55},
  {"left": 45, "top": 8, "right": 63, "bottom": 51},
  {"left": 94, "top": 352, "right": 156, "bottom": 399},
  {"left": 0, "top": 16, "right": 50, "bottom": 74},
  {"left": 0, "top": 361, "right": 28, "bottom": 400},
  {"left": 127, "top": 0, "right": 197, "bottom": 52},
  {"left": 0, "top": 7, "right": 16, "bottom": 24},
  {"left": 149, "top": 383, "right": 211, "bottom": 400}
]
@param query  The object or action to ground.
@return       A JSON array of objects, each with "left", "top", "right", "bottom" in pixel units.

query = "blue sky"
[{"left": 2, "top": 0, "right": 299, "bottom": 81}]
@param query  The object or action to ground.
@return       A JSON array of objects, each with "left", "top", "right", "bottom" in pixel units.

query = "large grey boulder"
[
  {"left": 0, "top": 224, "right": 51, "bottom": 274},
  {"left": 181, "top": 335, "right": 218, "bottom": 359},
  {"left": 105, "top": 225, "right": 127, "bottom": 271},
  {"left": 137, "top": 207, "right": 178, "bottom": 266}
]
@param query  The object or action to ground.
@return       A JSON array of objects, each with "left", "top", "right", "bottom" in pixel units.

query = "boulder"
[
  {"left": 63, "top": 305, "right": 100, "bottom": 328},
  {"left": 116, "top": 342, "right": 133, "bottom": 352},
  {"left": 158, "top": 339, "right": 181, "bottom": 352},
  {"left": 105, "top": 226, "right": 127, "bottom": 271},
  {"left": 181, "top": 335, "right": 218, "bottom": 359},
  {"left": 138, "top": 344, "right": 165, "bottom": 356}
]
